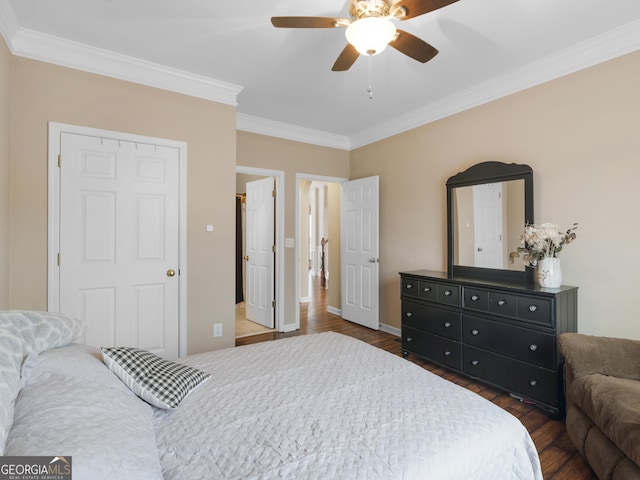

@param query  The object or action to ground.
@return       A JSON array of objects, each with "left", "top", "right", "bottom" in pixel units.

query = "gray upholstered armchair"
[{"left": 558, "top": 333, "right": 640, "bottom": 480}]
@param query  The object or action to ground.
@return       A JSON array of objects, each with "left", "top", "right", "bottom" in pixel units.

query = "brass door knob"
[
  {"left": 166, "top": 269, "right": 176, "bottom": 277},
  {"left": 244, "top": 255, "right": 249, "bottom": 261}
]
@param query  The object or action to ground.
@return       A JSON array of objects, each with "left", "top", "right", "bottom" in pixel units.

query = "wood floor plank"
[{"left": 236, "top": 276, "right": 598, "bottom": 480}]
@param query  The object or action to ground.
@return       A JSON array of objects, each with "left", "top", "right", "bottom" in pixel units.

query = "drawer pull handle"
[
  {"left": 530, "top": 379, "right": 538, "bottom": 387},
  {"left": 528, "top": 304, "right": 538, "bottom": 312},
  {"left": 471, "top": 295, "right": 479, "bottom": 301},
  {"left": 471, "top": 360, "right": 479, "bottom": 366},
  {"left": 471, "top": 329, "right": 479, "bottom": 336},
  {"left": 529, "top": 344, "right": 538, "bottom": 352},
  {"left": 444, "top": 290, "right": 452, "bottom": 296},
  {"left": 444, "top": 350, "right": 452, "bottom": 356},
  {"left": 406, "top": 337, "right": 413, "bottom": 342},
  {"left": 406, "top": 312, "right": 413, "bottom": 318},
  {"left": 406, "top": 284, "right": 413, "bottom": 289},
  {"left": 423, "top": 287, "right": 431, "bottom": 292},
  {"left": 444, "top": 322, "right": 451, "bottom": 328},
  {"left": 497, "top": 299, "right": 507, "bottom": 306}
]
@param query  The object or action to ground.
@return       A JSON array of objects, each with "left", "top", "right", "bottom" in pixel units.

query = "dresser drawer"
[
  {"left": 466, "top": 287, "right": 554, "bottom": 326},
  {"left": 463, "top": 315, "right": 556, "bottom": 369},
  {"left": 463, "top": 345, "right": 557, "bottom": 406},
  {"left": 402, "top": 300, "right": 461, "bottom": 340},
  {"left": 401, "top": 277, "right": 460, "bottom": 307},
  {"left": 488, "top": 291, "right": 518, "bottom": 317},
  {"left": 517, "top": 296, "right": 553, "bottom": 326},
  {"left": 437, "top": 283, "right": 461, "bottom": 306},
  {"left": 418, "top": 280, "right": 438, "bottom": 302},
  {"left": 401, "top": 277, "right": 421, "bottom": 298},
  {"left": 463, "top": 287, "right": 489, "bottom": 311},
  {"left": 403, "top": 326, "right": 462, "bottom": 370}
]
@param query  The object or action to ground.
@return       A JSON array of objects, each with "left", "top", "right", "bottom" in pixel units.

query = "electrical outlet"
[{"left": 213, "top": 323, "right": 222, "bottom": 337}]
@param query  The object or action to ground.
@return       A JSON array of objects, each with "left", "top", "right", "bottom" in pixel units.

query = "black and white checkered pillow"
[{"left": 101, "top": 347, "right": 210, "bottom": 409}]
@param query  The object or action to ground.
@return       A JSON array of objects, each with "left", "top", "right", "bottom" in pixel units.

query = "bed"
[{"left": 1, "top": 311, "right": 543, "bottom": 479}]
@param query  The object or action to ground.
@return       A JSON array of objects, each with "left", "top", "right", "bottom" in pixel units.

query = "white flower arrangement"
[{"left": 509, "top": 222, "right": 578, "bottom": 267}]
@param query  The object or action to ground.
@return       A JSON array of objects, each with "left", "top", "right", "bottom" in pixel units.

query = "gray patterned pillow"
[
  {"left": 0, "top": 317, "right": 24, "bottom": 455},
  {"left": 101, "top": 347, "right": 210, "bottom": 409},
  {"left": 5, "top": 311, "right": 84, "bottom": 356}
]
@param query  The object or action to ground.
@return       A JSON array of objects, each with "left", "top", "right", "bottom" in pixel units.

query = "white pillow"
[
  {"left": 101, "top": 347, "right": 210, "bottom": 409},
  {"left": 6, "top": 373, "right": 163, "bottom": 480},
  {"left": 20, "top": 343, "right": 131, "bottom": 394}
]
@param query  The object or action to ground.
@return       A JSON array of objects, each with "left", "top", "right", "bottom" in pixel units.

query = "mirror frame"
[{"left": 446, "top": 161, "right": 534, "bottom": 283}]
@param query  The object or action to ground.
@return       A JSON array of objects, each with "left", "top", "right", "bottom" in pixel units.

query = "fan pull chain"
[{"left": 367, "top": 56, "right": 374, "bottom": 100}]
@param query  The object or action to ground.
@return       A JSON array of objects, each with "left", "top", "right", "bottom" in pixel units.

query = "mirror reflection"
[{"left": 452, "top": 179, "right": 525, "bottom": 271}]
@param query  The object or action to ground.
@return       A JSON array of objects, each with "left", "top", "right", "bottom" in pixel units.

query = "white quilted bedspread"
[{"left": 154, "top": 332, "right": 542, "bottom": 480}]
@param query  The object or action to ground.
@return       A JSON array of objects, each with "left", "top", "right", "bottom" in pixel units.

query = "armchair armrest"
[{"left": 558, "top": 332, "right": 640, "bottom": 381}]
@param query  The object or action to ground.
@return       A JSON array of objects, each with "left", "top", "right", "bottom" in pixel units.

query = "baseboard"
[
  {"left": 326, "top": 305, "right": 341, "bottom": 316},
  {"left": 380, "top": 323, "right": 401, "bottom": 337},
  {"left": 299, "top": 296, "right": 310, "bottom": 304},
  {"left": 281, "top": 322, "right": 298, "bottom": 333}
]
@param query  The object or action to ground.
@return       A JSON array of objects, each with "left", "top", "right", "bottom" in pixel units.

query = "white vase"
[{"left": 537, "top": 257, "right": 562, "bottom": 288}]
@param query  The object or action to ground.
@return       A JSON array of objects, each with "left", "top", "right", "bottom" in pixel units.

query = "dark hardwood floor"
[{"left": 237, "top": 277, "right": 597, "bottom": 480}]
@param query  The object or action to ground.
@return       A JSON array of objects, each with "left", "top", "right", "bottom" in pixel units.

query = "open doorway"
[
  {"left": 295, "top": 174, "right": 347, "bottom": 329},
  {"left": 236, "top": 167, "right": 285, "bottom": 338}
]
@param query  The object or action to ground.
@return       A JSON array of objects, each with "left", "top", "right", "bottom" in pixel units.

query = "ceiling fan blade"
[
  {"left": 391, "top": 0, "right": 459, "bottom": 20},
  {"left": 332, "top": 44, "right": 360, "bottom": 71},
  {"left": 390, "top": 30, "right": 438, "bottom": 63},
  {"left": 271, "top": 16, "right": 348, "bottom": 28}
]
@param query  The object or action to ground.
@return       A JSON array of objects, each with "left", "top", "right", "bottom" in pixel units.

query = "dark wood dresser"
[{"left": 400, "top": 269, "right": 577, "bottom": 416}]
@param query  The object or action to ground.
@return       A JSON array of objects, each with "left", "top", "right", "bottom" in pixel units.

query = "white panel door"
[
  {"left": 245, "top": 177, "right": 275, "bottom": 328},
  {"left": 473, "top": 183, "right": 504, "bottom": 269},
  {"left": 59, "top": 132, "right": 180, "bottom": 359},
  {"left": 341, "top": 176, "right": 379, "bottom": 330}
]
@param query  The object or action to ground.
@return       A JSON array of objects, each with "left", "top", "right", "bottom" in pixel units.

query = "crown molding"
[
  {"left": 1, "top": 0, "right": 638, "bottom": 148},
  {"left": 237, "top": 114, "right": 351, "bottom": 150},
  {"left": 349, "top": 19, "right": 640, "bottom": 149},
  {"left": 5, "top": 26, "right": 243, "bottom": 106}
]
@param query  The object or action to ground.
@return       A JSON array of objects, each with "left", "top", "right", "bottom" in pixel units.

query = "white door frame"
[
  {"left": 47, "top": 122, "right": 188, "bottom": 357},
  {"left": 236, "top": 166, "right": 285, "bottom": 332},
  {"left": 294, "top": 173, "right": 348, "bottom": 331}
]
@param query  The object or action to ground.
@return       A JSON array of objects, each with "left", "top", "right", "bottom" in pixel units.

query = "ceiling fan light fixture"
[{"left": 345, "top": 17, "right": 397, "bottom": 56}]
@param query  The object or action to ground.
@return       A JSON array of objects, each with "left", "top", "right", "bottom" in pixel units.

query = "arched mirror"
[{"left": 447, "top": 161, "right": 534, "bottom": 283}]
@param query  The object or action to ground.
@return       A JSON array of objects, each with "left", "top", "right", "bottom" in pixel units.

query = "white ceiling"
[{"left": 1, "top": 0, "right": 640, "bottom": 149}]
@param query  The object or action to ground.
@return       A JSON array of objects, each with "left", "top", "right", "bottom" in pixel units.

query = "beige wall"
[
  {"left": 0, "top": 40, "right": 10, "bottom": 307},
  {"left": 351, "top": 49, "right": 640, "bottom": 340},
  {"left": 236, "top": 131, "right": 350, "bottom": 328},
  {"left": 327, "top": 182, "right": 341, "bottom": 311},
  {"left": 8, "top": 55, "right": 237, "bottom": 354},
  {"left": 4, "top": 35, "right": 639, "bottom": 348}
]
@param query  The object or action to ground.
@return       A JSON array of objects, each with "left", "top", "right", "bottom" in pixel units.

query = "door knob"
[
  {"left": 244, "top": 255, "right": 249, "bottom": 261},
  {"left": 166, "top": 269, "right": 176, "bottom": 277}
]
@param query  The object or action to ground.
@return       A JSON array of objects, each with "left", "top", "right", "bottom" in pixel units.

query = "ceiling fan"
[{"left": 271, "top": 0, "right": 459, "bottom": 71}]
